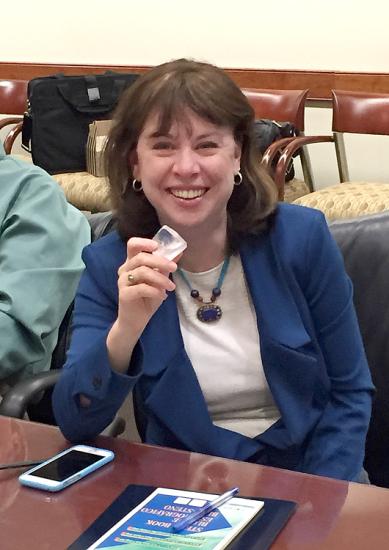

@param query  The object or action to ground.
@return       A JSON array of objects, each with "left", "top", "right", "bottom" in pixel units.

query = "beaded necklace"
[{"left": 176, "top": 257, "right": 230, "bottom": 323}]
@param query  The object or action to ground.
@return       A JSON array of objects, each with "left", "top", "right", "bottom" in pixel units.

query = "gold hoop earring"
[
  {"left": 234, "top": 171, "right": 243, "bottom": 186},
  {"left": 132, "top": 179, "right": 143, "bottom": 192}
]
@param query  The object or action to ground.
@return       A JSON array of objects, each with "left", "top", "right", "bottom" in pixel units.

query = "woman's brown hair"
[{"left": 105, "top": 58, "right": 278, "bottom": 248}]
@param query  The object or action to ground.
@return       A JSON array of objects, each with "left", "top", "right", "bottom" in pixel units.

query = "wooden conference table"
[{"left": 2, "top": 417, "right": 389, "bottom": 550}]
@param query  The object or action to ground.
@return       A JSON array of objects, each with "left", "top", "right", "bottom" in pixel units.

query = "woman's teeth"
[{"left": 171, "top": 189, "right": 206, "bottom": 199}]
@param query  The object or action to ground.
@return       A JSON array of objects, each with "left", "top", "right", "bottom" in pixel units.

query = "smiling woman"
[{"left": 53, "top": 59, "right": 374, "bottom": 484}]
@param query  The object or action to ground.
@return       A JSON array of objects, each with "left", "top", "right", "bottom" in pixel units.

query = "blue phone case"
[{"left": 19, "top": 445, "right": 114, "bottom": 492}]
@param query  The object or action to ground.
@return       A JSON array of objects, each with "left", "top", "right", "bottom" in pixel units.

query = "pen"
[{"left": 172, "top": 487, "right": 239, "bottom": 532}]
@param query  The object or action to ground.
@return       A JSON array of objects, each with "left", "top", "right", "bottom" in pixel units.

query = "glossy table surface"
[{"left": 2, "top": 417, "right": 389, "bottom": 549}]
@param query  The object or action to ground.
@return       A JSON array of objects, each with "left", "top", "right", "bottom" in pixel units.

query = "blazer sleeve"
[
  {"left": 52, "top": 243, "right": 143, "bottom": 442},
  {"left": 298, "top": 211, "right": 374, "bottom": 480}
]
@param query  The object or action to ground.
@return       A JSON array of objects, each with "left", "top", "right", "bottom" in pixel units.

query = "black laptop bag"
[{"left": 22, "top": 72, "right": 139, "bottom": 174}]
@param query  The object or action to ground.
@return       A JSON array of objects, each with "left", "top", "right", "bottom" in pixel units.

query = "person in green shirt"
[{"left": 0, "top": 144, "right": 90, "bottom": 394}]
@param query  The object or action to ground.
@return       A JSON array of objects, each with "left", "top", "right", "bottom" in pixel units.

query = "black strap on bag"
[
  {"left": 22, "top": 72, "right": 138, "bottom": 174},
  {"left": 21, "top": 113, "right": 32, "bottom": 152}
]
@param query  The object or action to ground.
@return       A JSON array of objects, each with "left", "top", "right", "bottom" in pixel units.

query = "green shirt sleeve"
[{"left": 0, "top": 154, "right": 91, "bottom": 387}]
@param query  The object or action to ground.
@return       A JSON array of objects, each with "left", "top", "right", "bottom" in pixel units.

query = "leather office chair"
[
  {"left": 242, "top": 88, "right": 313, "bottom": 201},
  {"left": 0, "top": 212, "right": 124, "bottom": 437},
  {"left": 329, "top": 211, "right": 389, "bottom": 487},
  {"left": 0, "top": 79, "right": 28, "bottom": 153},
  {"left": 275, "top": 90, "right": 389, "bottom": 219}
]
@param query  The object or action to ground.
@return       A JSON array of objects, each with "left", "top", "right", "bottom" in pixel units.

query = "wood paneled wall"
[{"left": 2, "top": 62, "right": 389, "bottom": 100}]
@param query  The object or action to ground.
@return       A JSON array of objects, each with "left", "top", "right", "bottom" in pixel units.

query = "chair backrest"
[
  {"left": 332, "top": 89, "right": 389, "bottom": 136},
  {"left": 329, "top": 211, "right": 389, "bottom": 488},
  {"left": 0, "top": 80, "right": 28, "bottom": 115},
  {"left": 331, "top": 89, "right": 389, "bottom": 182},
  {"left": 242, "top": 88, "right": 309, "bottom": 131}
]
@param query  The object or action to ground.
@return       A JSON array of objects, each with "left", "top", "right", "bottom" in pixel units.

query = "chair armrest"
[
  {"left": 261, "top": 137, "right": 297, "bottom": 169},
  {"left": 101, "top": 416, "right": 126, "bottom": 438},
  {"left": 0, "top": 370, "right": 61, "bottom": 419},
  {"left": 0, "top": 369, "right": 126, "bottom": 438},
  {"left": 0, "top": 116, "right": 22, "bottom": 130},
  {"left": 3, "top": 121, "right": 23, "bottom": 154},
  {"left": 261, "top": 136, "right": 300, "bottom": 199},
  {"left": 274, "top": 135, "right": 334, "bottom": 200}
]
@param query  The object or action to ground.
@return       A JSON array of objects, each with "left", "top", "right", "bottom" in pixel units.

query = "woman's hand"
[
  {"left": 117, "top": 237, "right": 177, "bottom": 330},
  {"left": 107, "top": 237, "right": 178, "bottom": 373}
]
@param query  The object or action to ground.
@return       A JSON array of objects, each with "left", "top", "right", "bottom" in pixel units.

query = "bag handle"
[{"left": 57, "top": 75, "right": 125, "bottom": 114}]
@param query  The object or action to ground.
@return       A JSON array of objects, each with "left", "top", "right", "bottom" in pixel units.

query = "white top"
[{"left": 174, "top": 254, "right": 280, "bottom": 438}]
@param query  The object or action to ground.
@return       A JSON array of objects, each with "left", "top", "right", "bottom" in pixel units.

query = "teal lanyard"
[{"left": 177, "top": 256, "right": 230, "bottom": 298}]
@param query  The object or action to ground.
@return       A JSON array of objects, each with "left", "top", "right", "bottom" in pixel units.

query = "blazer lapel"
[
  {"left": 240, "top": 234, "right": 329, "bottom": 448},
  {"left": 240, "top": 233, "right": 311, "bottom": 349}
]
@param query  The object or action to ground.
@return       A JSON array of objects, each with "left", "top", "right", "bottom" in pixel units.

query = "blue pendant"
[{"left": 197, "top": 304, "right": 222, "bottom": 323}]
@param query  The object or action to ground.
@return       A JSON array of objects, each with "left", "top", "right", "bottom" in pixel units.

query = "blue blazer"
[{"left": 53, "top": 204, "right": 374, "bottom": 481}]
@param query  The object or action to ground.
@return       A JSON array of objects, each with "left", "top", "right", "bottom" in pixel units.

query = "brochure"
[{"left": 86, "top": 487, "right": 264, "bottom": 550}]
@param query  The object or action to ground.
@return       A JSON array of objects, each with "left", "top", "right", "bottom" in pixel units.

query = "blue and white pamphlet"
[{"left": 87, "top": 487, "right": 264, "bottom": 549}]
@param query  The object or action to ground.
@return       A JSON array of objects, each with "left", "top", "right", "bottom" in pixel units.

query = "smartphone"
[{"left": 18, "top": 445, "right": 115, "bottom": 492}]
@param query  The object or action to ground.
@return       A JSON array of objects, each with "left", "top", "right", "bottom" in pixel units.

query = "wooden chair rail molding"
[{"left": 2, "top": 62, "right": 389, "bottom": 100}]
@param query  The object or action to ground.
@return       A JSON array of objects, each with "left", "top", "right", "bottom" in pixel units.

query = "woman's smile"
[{"left": 169, "top": 188, "right": 207, "bottom": 200}]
